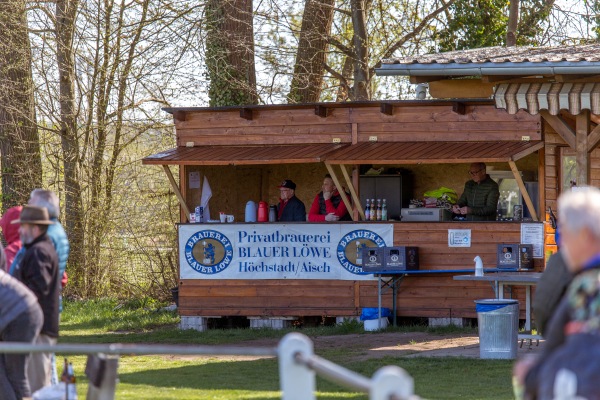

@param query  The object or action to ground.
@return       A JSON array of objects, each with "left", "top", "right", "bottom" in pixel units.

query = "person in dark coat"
[
  {"left": 0, "top": 244, "right": 44, "bottom": 400},
  {"left": 11, "top": 206, "right": 60, "bottom": 393},
  {"left": 308, "top": 174, "right": 352, "bottom": 222},
  {"left": 277, "top": 179, "right": 306, "bottom": 222},
  {"left": 452, "top": 162, "right": 499, "bottom": 221},
  {"left": 532, "top": 251, "right": 572, "bottom": 336},
  {"left": 514, "top": 187, "right": 600, "bottom": 399}
]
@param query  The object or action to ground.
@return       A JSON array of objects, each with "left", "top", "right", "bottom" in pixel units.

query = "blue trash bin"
[{"left": 475, "top": 299, "right": 519, "bottom": 359}]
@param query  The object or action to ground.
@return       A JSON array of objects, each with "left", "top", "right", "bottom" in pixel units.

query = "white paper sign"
[
  {"left": 178, "top": 223, "right": 394, "bottom": 280},
  {"left": 521, "top": 223, "right": 544, "bottom": 258},
  {"left": 189, "top": 171, "right": 200, "bottom": 189},
  {"left": 448, "top": 229, "right": 471, "bottom": 247}
]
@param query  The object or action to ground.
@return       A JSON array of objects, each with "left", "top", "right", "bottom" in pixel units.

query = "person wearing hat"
[
  {"left": 277, "top": 179, "right": 306, "bottom": 222},
  {"left": 11, "top": 206, "right": 60, "bottom": 393}
]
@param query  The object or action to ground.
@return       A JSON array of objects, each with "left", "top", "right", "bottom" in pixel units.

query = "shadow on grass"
[{"left": 116, "top": 357, "right": 363, "bottom": 398}]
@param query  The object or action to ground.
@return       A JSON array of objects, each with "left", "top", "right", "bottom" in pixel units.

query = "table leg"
[
  {"left": 378, "top": 276, "right": 382, "bottom": 329},
  {"left": 392, "top": 278, "right": 398, "bottom": 327},
  {"left": 498, "top": 283, "right": 505, "bottom": 299},
  {"left": 526, "top": 285, "right": 531, "bottom": 332}
]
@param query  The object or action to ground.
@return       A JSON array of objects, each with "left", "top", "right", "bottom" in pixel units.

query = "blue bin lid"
[{"left": 475, "top": 298, "right": 518, "bottom": 313}]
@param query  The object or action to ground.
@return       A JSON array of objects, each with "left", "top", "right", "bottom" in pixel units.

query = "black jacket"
[
  {"left": 13, "top": 233, "right": 60, "bottom": 337},
  {"left": 277, "top": 195, "right": 306, "bottom": 222}
]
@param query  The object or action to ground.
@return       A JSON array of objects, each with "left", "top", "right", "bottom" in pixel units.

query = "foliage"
[{"left": 435, "top": 0, "right": 556, "bottom": 51}]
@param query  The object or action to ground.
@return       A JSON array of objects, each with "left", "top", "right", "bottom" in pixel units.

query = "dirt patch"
[{"left": 164, "top": 331, "right": 544, "bottom": 362}]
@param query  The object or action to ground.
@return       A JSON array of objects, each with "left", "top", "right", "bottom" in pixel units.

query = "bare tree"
[
  {"left": 507, "top": 0, "right": 520, "bottom": 46},
  {"left": 288, "top": 0, "right": 335, "bottom": 103},
  {"left": 0, "top": 0, "right": 42, "bottom": 209},
  {"left": 205, "top": 0, "right": 258, "bottom": 106}
]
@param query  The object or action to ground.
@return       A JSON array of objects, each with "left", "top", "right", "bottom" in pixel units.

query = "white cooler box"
[{"left": 401, "top": 208, "right": 452, "bottom": 222}]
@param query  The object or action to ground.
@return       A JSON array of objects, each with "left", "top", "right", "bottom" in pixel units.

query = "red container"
[{"left": 257, "top": 201, "right": 269, "bottom": 222}]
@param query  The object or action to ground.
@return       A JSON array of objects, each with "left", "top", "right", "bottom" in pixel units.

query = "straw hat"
[{"left": 11, "top": 206, "right": 54, "bottom": 225}]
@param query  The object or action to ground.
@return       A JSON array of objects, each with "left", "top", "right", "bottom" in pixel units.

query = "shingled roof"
[{"left": 382, "top": 43, "right": 600, "bottom": 65}]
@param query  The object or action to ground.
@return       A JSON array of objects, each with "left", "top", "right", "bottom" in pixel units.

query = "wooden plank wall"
[
  {"left": 178, "top": 222, "right": 541, "bottom": 320},
  {"left": 544, "top": 122, "right": 600, "bottom": 254},
  {"left": 174, "top": 105, "right": 541, "bottom": 146}
]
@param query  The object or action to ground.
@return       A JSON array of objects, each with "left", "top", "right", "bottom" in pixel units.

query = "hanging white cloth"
[{"left": 201, "top": 176, "right": 212, "bottom": 221}]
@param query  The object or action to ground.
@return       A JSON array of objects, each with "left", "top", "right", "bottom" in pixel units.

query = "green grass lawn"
[{"left": 58, "top": 298, "right": 514, "bottom": 399}]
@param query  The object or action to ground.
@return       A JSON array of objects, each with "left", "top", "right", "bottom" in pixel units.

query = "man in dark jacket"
[
  {"left": 277, "top": 179, "right": 306, "bottom": 222},
  {"left": 11, "top": 206, "right": 60, "bottom": 393},
  {"left": 308, "top": 174, "right": 352, "bottom": 222},
  {"left": 452, "top": 162, "right": 499, "bottom": 221}
]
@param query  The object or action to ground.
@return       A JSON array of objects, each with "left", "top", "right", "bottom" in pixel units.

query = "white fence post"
[
  {"left": 369, "top": 365, "right": 414, "bottom": 400},
  {"left": 278, "top": 333, "right": 316, "bottom": 400}
]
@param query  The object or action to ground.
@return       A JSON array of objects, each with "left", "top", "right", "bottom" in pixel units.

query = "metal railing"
[{"left": 0, "top": 332, "right": 417, "bottom": 400}]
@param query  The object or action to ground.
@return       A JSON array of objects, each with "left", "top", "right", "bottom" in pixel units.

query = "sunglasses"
[{"left": 469, "top": 169, "right": 484, "bottom": 176}]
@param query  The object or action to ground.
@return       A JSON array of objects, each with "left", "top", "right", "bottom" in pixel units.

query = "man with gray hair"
[{"left": 517, "top": 187, "right": 600, "bottom": 398}]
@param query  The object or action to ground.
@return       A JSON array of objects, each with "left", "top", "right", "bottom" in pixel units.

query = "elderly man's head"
[
  {"left": 468, "top": 162, "right": 487, "bottom": 184},
  {"left": 558, "top": 187, "right": 600, "bottom": 272}
]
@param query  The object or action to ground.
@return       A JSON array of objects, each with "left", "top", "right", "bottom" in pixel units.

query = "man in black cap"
[
  {"left": 277, "top": 179, "right": 306, "bottom": 221},
  {"left": 11, "top": 206, "right": 59, "bottom": 393}
]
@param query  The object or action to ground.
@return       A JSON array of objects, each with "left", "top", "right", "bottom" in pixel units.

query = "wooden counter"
[{"left": 178, "top": 221, "right": 544, "bottom": 320}]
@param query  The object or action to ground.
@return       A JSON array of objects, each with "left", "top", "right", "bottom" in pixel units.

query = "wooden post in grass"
[
  {"left": 86, "top": 354, "right": 120, "bottom": 400},
  {"left": 278, "top": 333, "right": 316, "bottom": 400},
  {"left": 370, "top": 365, "right": 414, "bottom": 400}
]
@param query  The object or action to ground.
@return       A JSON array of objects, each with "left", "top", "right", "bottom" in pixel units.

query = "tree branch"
[{"left": 371, "top": 0, "right": 457, "bottom": 74}]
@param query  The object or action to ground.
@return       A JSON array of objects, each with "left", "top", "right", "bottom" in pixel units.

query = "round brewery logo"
[
  {"left": 337, "top": 229, "right": 386, "bottom": 275},
  {"left": 184, "top": 230, "right": 233, "bottom": 274}
]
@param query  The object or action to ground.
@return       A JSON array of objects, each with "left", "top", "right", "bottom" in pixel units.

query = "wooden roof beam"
[
  {"left": 240, "top": 108, "right": 254, "bottom": 120},
  {"left": 452, "top": 101, "right": 466, "bottom": 115},
  {"left": 588, "top": 124, "right": 600, "bottom": 152},
  {"left": 409, "top": 75, "right": 446, "bottom": 84},
  {"left": 315, "top": 105, "right": 329, "bottom": 118},
  {"left": 508, "top": 160, "right": 538, "bottom": 221},
  {"left": 380, "top": 103, "right": 393, "bottom": 116},
  {"left": 173, "top": 111, "right": 187, "bottom": 122},
  {"left": 324, "top": 163, "right": 357, "bottom": 221},
  {"left": 541, "top": 111, "right": 576, "bottom": 149}
]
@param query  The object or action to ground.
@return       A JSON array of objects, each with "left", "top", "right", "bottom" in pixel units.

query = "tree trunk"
[
  {"left": 506, "top": 0, "right": 520, "bottom": 46},
  {"left": 55, "top": 0, "right": 86, "bottom": 293},
  {"left": 288, "top": 0, "right": 335, "bottom": 104},
  {"left": 350, "top": 0, "right": 370, "bottom": 101},
  {"left": 205, "top": 0, "right": 257, "bottom": 106},
  {"left": 0, "top": 0, "right": 43, "bottom": 210}
]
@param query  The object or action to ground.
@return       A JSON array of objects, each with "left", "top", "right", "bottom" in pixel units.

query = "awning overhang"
[
  {"left": 142, "top": 143, "right": 348, "bottom": 166},
  {"left": 494, "top": 82, "right": 600, "bottom": 116},
  {"left": 324, "top": 140, "right": 544, "bottom": 165}
]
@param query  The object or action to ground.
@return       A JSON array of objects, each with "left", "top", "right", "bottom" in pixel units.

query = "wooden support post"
[
  {"left": 540, "top": 111, "right": 576, "bottom": 149},
  {"left": 588, "top": 124, "right": 600, "bottom": 152},
  {"left": 325, "top": 163, "right": 355, "bottom": 221},
  {"left": 576, "top": 111, "right": 590, "bottom": 185},
  {"left": 163, "top": 165, "right": 191, "bottom": 221},
  {"left": 508, "top": 161, "right": 538, "bottom": 221},
  {"left": 339, "top": 165, "right": 365, "bottom": 220}
]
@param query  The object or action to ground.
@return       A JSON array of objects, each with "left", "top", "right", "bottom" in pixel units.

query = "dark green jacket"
[{"left": 457, "top": 175, "right": 499, "bottom": 221}]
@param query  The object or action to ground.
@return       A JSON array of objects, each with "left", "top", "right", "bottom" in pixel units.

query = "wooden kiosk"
[{"left": 143, "top": 99, "right": 548, "bottom": 329}]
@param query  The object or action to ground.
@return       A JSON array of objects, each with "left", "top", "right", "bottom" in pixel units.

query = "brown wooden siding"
[
  {"left": 178, "top": 222, "right": 541, "bottom": 320},
  {"left": 173, "top": 104, "right": 541, "bottom": 147}
]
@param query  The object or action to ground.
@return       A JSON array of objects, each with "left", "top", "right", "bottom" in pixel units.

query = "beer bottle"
[
  {"left": 370, "top": 199, "right": 376, "bottom": 221},
  {"left": 364, "top": 199, "right": 370, "bottom": 220},
  {"left": 61, "top": 358, "right": 69, "bottom": 383},
  {"left": 376, "top": 199, "right": 382, "bottom": 221}
]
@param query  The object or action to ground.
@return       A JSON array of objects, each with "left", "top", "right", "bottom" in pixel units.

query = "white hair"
[
  {"left": 29, "top": 189, "right": 60, "bottom": 219},
  {"left": 558, "top": 187, "right": 600, "bottom": 240}
]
